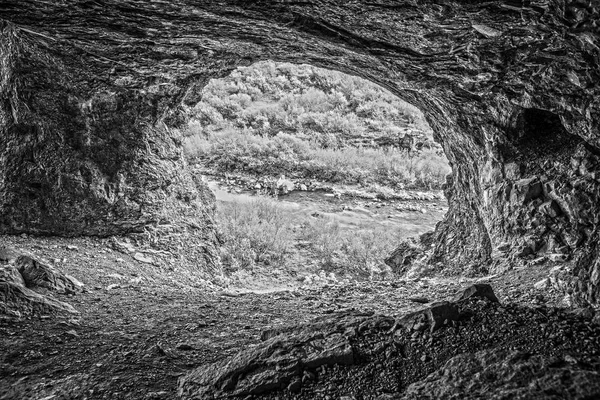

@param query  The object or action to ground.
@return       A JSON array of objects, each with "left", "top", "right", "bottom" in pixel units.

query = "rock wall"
[{"left": 1, "top": 1, "right": 599, "bottom": 303}]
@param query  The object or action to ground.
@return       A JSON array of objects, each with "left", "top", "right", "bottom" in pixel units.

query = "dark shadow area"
[{"left": 502, "top": 108, "right": 582, "bottom": 170}]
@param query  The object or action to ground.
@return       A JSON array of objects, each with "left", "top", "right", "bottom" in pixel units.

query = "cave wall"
[{"left": 0, "top": 1, "right": 599, "bottom": 304}]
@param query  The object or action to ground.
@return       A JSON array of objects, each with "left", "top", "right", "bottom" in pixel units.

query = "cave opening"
[
  {"left": 180, "top": 60, "right": 451, "bottom": 285},
  {"left": 2, "top": 2, "right": 600, "bottom": 398}
]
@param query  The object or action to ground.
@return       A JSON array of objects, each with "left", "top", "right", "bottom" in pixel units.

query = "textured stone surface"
[
  {"left": 0, "top": 264, "right": 25, "bottom": 287},
  {"left": 0, "top": 281, "right": 78, "bottom": 317},
  {"left": 0, "top": 252, "right": 81, "bottom": 316},
  {"left": 454, "top": 283, "right": 500, "bottom": 303},
  {"left": 177, "top": 284, "right": 600, "bottom": 399},
  {"left": 1, "top": 1, "right": 599, "bottom": 302},
  {"left": 384, "top": 237, "right": 425, "bottom": 274},
  {"left": 394, "top": 300, "right": 461, "bottom": 334},
  {"left": 0, "top": 262, "right": 79, "bottom": 317},
  {"left": 180, "top": 291, "right": 488, "bottom": 399},
  {"left": 178, "top": 330, "right": 354, "bottom": 398},
  {"left": 15, "top": 255, "right": 84, "bottom": 295},
  {"left": 401, "top": 348, "right": 600, "bottom": 400}
]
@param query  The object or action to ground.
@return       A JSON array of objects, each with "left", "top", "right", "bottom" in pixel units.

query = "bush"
[
  {"left": 299, "top": 218, "right": 406, "bottom": 278},
  {"left": 216, "top": 195, "right": 406, "bottom": 278},
  {"left": 217, "top": 197, "right": 295, "bottom": 271},
  {"left": 183, "top": 129, "right": 451, "bottom": 190},
  {"left": 185, "top": 60, "right": 437, "bottom": 149}
]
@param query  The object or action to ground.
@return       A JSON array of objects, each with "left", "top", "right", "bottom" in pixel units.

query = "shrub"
[
  {"left": 299, "top": 217, "right": 406, "bottom": 278},
  {"left": 186, "top": 60, "right": 436, "bottom": 150},
  {"left": 216, "top": 196, "right": 406, "bottom": 278},
  {"left": 183, "top": 129, "right": 451, "bottom": 190},
  {"left": 217, "top": 196, "right": 295, "bottom": 271}
]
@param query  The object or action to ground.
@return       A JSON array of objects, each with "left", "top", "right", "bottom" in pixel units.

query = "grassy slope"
[{"left": 186, "top": 130, "right": 450, "bottom": 190}]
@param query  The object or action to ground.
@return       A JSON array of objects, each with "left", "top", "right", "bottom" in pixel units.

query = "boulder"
[
  {"left": 178, "top": 331, "right": 354, "bottom": 399},
  {"left": 0, "top": 264, "right": 25, "bottom": 286},
  {"left": 15, "top": 255, "right": 84, "bottom": 294},
  {"left": 276, "top": 175, "right": 295, "bottom": 195},
  {"left": 0, "top": 254, "right": 82, "bottom": 317},
  {"left": 453, "top": 284, "right": 500, "bottom": 303},
  {"left": 385, "top": 238, "right": 425, "bottom": 275},
  {"left": 0, "top": 281, "right": 78, "bottom": 317},
  {"left": 425, "top": 302, "right": 460, "bottom": 332},
  {"left": 395, "top": 301, "right": 460, "bottom": 334}
]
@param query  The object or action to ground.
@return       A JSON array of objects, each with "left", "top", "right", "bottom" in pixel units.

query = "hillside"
[
  {"left": 187, "top": 61, "right": 433, "bottom": 148},
  {"left": 182, "top": 61, "right": 450, "bottom": 190}
]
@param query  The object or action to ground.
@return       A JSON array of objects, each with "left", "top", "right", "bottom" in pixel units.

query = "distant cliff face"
[{"left": 1, "top": 1, "right": 599, "bottom": 304}]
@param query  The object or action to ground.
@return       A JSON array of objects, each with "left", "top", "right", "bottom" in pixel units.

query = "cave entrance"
[
  {"left": 178, "top": 61, "right": 450, "bottom": 282},
  {"left": 180, "top": 61, "right": 451, "bottom": 286}
]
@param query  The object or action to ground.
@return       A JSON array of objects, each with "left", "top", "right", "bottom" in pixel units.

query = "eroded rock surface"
[
  {"left": 402, "top": 348, "right": 600, "bottom": 400},
  {"left": 0, "top": 233, "right": 596, "bottom": 400},
  {"left": 179, "top": 329, "right": 355, "bottom": 398},
  {"left": 1, "top": 1, "right": 599, "bottom": 303},
  {"left": 15, "top": 255, "right": 84, "bottom": 295},
  {"left": 0, "top": 249, "right": 80, "bottom": 317},
  {"left": 0, "top": 281, "right": 78, "bottom": 317},
  {"left": 178, "top": 285, "right": 600, "bottom": 399}
]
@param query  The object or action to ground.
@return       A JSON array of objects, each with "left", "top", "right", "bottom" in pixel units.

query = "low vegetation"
[
  {"left": 216, "top": 197, "right": 296, "bottom": 270},
  {"left": 184, "top": 129, "right": 450, "bottom": 190},
  {"left": 216, "top": 196, "right": 407, "bottom": 279},
  {"left": 182, "top": 60, "right": 451, "bottom": 191},
  {"left": 184, "top": 61, "right": 431, "bottom": 143}
]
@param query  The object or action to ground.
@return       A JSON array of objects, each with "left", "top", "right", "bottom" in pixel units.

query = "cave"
[
  {"left": 2, "top": 0, "right": 596, "bottom": 303},
  {"left": 1, "top": 1, "right": 600, "bottom": 398}
]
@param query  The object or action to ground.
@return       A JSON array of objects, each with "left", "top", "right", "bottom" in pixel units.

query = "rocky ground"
[{"left": 2, "top": 231, "right": 599, "bottom": 399}]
